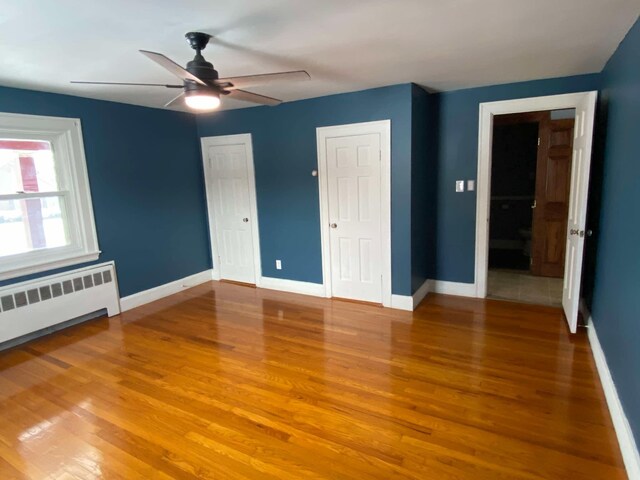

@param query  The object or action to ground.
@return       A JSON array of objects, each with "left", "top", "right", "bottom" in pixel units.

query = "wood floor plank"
[{"left": 0, "top": 282, "right": 627, "bottom": 479}]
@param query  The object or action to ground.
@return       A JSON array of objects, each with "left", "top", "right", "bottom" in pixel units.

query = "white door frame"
[
  {"left": 316, "top": 120, "right": 392, "bottom": 307},
  {"left": 475, "top": 91, "right": 597, "bottom": 298},
  {"left": 201, "top": 133, "right": 262, "bottom": 283}
]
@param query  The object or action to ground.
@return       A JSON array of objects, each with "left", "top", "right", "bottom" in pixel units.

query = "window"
[{"left": 0, "top": 113, "right": 99, "bottom": 280}]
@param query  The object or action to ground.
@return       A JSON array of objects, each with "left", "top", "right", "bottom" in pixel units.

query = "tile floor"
[{"left": 487, "top": 269, "right": 563, "bottom": 306}]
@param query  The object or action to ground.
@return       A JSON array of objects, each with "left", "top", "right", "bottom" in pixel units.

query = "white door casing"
[
  {"left": 562, "top": 92, "right": 597, "bottom": 333},
  {"left": 201, "top": 134, "right": 261, "bottom": 284},
  {"left": 317, "top": 120, "right": 391, "bottom": 307},
  {"left": 475, "top": 91, "right": 597, "bottom": 333}
]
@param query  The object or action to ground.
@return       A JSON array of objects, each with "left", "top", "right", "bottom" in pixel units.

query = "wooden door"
[{"left": 531, "top": 114, "right": 575, "bottom": 278}]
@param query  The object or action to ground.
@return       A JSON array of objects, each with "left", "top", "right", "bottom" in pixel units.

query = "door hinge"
[
  {"left": 537, "top": 137, "right": 541, "bottom": 146},
  {"left": 379, "top": 150, "right": 382, "bottom": 161}
]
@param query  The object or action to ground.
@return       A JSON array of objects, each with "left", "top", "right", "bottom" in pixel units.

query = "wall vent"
[{"left": 0, "top": 262, "right": 120, "bottom": 344}]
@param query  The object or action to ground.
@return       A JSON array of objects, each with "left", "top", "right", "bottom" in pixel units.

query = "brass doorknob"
[
  {"left": 330, "top": 223, "right": 337, "bottom": 229},
  {"left": 243, "top": 218, "right": 249, "bottom": 223}
]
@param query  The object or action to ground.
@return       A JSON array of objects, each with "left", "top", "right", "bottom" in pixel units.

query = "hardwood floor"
[{"left": 0, "top": 281, "right": 626, "bottom": 479}]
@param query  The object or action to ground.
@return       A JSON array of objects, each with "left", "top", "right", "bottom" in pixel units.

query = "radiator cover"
[{"left": 0, "top": 262, "right": 120, "bottom": 344}]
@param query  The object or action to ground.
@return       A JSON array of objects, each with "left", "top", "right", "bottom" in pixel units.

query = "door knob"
[
  {"left": 330, "top": 223, "right": 337, "bottom": 229},
  {"left": 242, "top": 218, "right": 249, "bottom": 223},
  {"left": 586, "top": 229, "right": 593, "bottom": 237}
]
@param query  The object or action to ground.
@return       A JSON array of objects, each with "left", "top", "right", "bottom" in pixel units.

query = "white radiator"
[{"left": 0, "top": 261, "right": 120, "bottom": 344}]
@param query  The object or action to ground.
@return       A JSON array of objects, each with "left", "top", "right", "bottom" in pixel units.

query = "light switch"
[
  {"left": 467, "top": 180, "right": 475, "bottom": 191},
  {"left": 276, "top": 260, "right": 282, "bottom": 270},
  {"left": 456, "top": 180, "right": 465, "bottom": 192}
]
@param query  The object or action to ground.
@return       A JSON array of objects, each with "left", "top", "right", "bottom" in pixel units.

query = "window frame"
[{"left": 0, "top": 112, "right": 100, "bottom": 280}]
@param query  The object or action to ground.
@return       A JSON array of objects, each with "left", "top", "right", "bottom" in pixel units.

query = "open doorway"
[
  {"left": 475, "top": 91, "right": 597, "bottom": 333},
  {"left": 487, "top": 109, "right": 574, "bottom": 306}
]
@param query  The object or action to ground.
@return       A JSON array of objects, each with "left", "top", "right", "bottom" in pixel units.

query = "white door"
[
  {"left": 204, "top": 139, "right": 257, "bottom": 284},
  {"left": 562, "top": 91, "right": 597, "bottom": 332},
  {"left": 326, "top": 133, "right": 382, "bottom": 303}
]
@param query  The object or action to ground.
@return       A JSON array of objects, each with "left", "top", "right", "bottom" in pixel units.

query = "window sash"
[
  {"left": 0, "top": 191, "right": 68, "bottom": 201},
  {"left": 0, "top": 133, "right": 67, "bottom": 193},
  {"left": 0, "top": 191, "right": 74, "bottom": 255}
]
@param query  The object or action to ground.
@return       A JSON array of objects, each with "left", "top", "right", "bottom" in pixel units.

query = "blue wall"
[
  {"left": 0, "top": 86, "right": 210, "bottom": 297},
  {"left": 590, "top": 17, "right": 640, "bottom": 446},
  {"left": 432, "top": 73, "right": 601, "bottom": 283},
  {"left": 410, "top": 85, "right": 437, "bottom": 293},
  {"left": 197, "top": 84, "right": 414, "bottom": 295}
]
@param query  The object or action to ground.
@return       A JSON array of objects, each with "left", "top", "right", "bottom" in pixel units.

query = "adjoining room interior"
[
  {"left": 487, "top": 109, "right": 575, "bottom": 306},
  {"left": 0, "top": 2, "right": 639, "bottom": 479}
]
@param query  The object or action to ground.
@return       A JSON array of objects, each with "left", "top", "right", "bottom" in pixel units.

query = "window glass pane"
[
  {"left": 0, "top": 140, "right": 58, "bottom": 194},
  {"left": 0, "top": 196, "right": 69, "bottom": 257}
]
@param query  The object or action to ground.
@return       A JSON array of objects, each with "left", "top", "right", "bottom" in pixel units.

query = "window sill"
[{"left": 0, "top": 251, "right": 101, "bottom": 282}]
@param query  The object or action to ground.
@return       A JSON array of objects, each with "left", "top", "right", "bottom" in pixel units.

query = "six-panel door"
[
  {"left": 326, "top": 133, "right": 383, "bottom": 303},
  {"left": 207, "top": 143, "right": 256, "bottom": 284},
  {"left": 562, "top": 92, "right": 597, "bottom": 332}
]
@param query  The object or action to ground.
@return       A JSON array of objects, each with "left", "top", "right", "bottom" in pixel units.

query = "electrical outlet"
[
  {"left": 276, "top": 260, "right": 282, "bottom": 270},
  {"left": 467, "top": 180, "right": 475, "bottom": 191},
  {"left": 456, "top": 180, "right": 465, "bottom": 192}
]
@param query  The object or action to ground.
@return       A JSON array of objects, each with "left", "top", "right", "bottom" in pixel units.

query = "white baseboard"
[
  {"left": 257, "top": 276, "right": 325, "bottom": 298},
  {"left": 390, "top": 294, "right": 413, "bottom": 311},
  {"left": 120, "top": 270, "right": 213, "bottom": 312},
  {"left": 390, "top": 278, "right": 474, "bottom": 312},
  {"left": 120, "top": 271, "right": 469, "bottom": 314},
  {"left": 413, "top": 279, "right": 431, "bottom": 309},
  {"left": 390, "top": 279, "right": 432, "bottom": 311},
  {"left": 430, "top": 279, "right": 477, "bottom": 297},
  {"left": 587, "top": 317, "right": 640, "bottom": 479},
  {"left": 256, "top": 277, "right": 428, "bottom": 312}
]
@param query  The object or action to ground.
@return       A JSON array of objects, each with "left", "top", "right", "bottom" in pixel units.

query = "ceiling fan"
[{"left": 71, "top": 32, "right": 310, "bottom": 111}]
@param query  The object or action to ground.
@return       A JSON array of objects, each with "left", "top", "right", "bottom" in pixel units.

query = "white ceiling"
[{"left": 1, "top": 0, "right": 638, "bottom": 112}]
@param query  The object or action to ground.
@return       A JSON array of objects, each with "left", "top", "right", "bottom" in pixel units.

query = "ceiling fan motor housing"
[{"left": 185, "top": 57, "right": 218, "bottom": 83}]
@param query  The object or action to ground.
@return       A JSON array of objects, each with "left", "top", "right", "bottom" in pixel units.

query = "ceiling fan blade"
[
  {"left": 215, "top": 70, "right": 309, "bottom": 90},
  {"left": 164, "top": 92, "right": 186, "bottom": 108},
  {"left": 139, "top": 50, "right": 207, "bottom": 86},
  {"left": 228, "top": 89, "right": 282, "bottom": 106},
  {"left": 71, "top": 81, "right": 183, "bottom": 88}
]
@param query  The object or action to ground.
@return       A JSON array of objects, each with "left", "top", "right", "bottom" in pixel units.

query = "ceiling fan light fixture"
[{"left": 185, "top": 91, "right": 221, "bottom": 110}]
